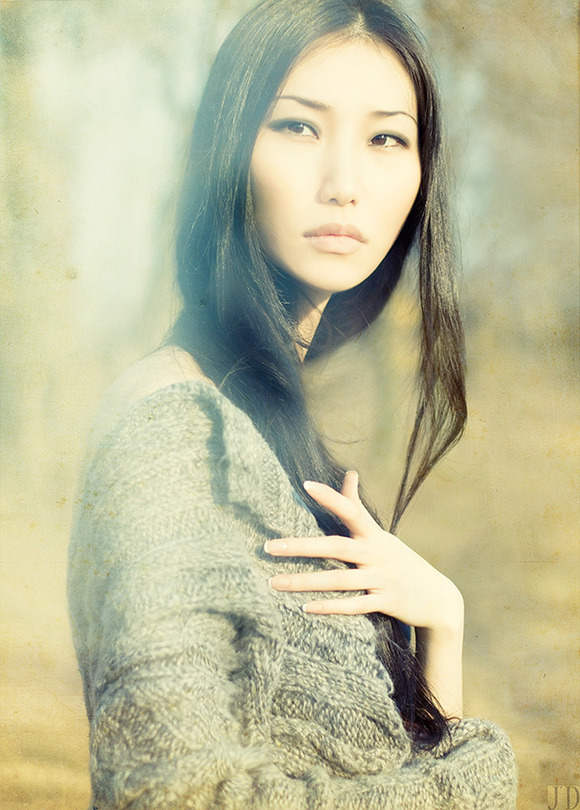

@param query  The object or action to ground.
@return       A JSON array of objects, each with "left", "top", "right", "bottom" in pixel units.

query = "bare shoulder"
[{"left": 87, "top": 346, "right": 214, "bottom": 455}]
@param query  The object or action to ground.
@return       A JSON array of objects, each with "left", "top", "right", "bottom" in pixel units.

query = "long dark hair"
[{"left": 171, "top": 0, "right": 466, "bottom": 748}]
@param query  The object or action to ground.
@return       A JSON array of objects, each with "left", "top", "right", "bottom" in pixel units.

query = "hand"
[{"left": 265, "top": 471, "right": 464, "bottom": 637}]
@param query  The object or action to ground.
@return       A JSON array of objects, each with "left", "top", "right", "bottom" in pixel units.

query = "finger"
[
  {"left": 268, "top": 567, "right": 372, "bottom": 593},
  {"left": 303, "top": 480, "right": 375, "bottom": 534},
  {"left": 340, "top": 469, "right": 360, "bottom": 501},
  {"left": 264, "top": 537, "right": 370, "bottom": 565},
  {"left": 302, "top": 594, "right": 384, "bottom": 615}
]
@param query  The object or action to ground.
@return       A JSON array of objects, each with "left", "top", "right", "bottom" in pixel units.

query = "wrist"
[
  {"left": 416, "top": 589, "right": 464, "bottom": 719},
  {"left": 417, "top": 581, "right": 465, "bottom": 644},
  {"left": 416, "top": 622, "right": 464, "bottom": 654}
]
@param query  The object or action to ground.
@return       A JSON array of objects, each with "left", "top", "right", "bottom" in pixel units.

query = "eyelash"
[
  {"left": 269, "top": 120, "right": 317, "bottom": 137},
  {"left": 269, "top": 119, "right": 408, "bottom": 148},
  {"left": 370, "top": 132, "right": 408, "bottom": 148}
]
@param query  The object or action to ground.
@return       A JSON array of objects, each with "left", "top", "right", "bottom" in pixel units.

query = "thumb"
[{"left": 341, "top": 469, "right": 360, "bottom": 501}]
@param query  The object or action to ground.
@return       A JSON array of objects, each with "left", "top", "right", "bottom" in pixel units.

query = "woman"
[{"left": 68, "top": 0, "right": 518, "bottom": 807}]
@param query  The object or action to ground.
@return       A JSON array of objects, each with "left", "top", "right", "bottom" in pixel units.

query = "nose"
[{"left": 318, "top": 143, "right": 359, "bottom": 206}]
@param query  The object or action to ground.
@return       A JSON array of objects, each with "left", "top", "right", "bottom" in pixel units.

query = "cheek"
[
  {"left": 251, "top": 147, "right": 286, "bottom": 229},
  {"left": 250, "top": 164, "right": 277, "bottom": 246},
  {"left": 375, "top": 161, "right": 421, "bottom": 236},
  {"left": 250, "top": 154, "right": 306, "bottom": 255},
  {"left": 250, "top": 168, "right": 292, "bottom": 267}
]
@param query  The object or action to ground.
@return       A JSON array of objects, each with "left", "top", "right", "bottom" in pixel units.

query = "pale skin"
[
  {"left": 265, "top": 474, "right": 464, "bottom": 720},
  {"left": 250, "top": 37, "right": 465, "bottom": 720}
]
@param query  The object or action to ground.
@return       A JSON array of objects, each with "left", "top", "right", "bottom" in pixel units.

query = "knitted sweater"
[{"left": 68, "top": 380, "right": 518, "bottom": 810}]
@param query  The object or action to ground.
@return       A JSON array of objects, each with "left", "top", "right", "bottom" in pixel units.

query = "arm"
[
  {"left": 69, "top": 394, "right": 516, "bottom": 810},
  {"left": 416, "top": 596, "right": 464, "bottom": 720}
]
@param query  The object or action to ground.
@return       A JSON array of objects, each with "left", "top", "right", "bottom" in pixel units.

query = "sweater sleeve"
[{"left": 68, "top": 389, "right": 517, "bottom": 810}]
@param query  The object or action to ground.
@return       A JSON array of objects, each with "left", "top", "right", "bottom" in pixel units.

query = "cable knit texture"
[{"left": 68, "top": 380, "right": 518, "bottom": 809}]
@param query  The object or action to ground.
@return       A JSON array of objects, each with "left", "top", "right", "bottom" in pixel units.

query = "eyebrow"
[{"left": 276, "top": 94, "right": 418, "bottom": 125}]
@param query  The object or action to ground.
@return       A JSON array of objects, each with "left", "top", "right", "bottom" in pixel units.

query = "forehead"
[{"left": 277, "top": 36, "right": 418, "bottom": 119}]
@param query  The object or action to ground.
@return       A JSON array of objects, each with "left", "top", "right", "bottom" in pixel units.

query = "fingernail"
[
  {"left": 303, "top": 480, "right": 317, "bottom": 491},
  {"left": 269, "top": 576, "right": 290, "bottom": 589},
  {"left": 264, "top": 541, "right": 286, "bottom": 553}
]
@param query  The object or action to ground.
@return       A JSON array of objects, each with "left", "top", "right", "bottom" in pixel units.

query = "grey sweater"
[{"left": 68, "top": 380, "right": 518, "bottom": 809}]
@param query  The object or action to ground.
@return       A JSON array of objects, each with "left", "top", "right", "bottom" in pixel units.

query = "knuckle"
[
  {"left": 292, "top": 574, "right": 310, "bottom": 590},
  {"left": 345, "top": 501, "right": 359, "bottom": 521},
  {"left": 338, "top": 538, "right": 354, "bottom": 557},
  {"left": 335, "top": 570, "right": 351, "bottom": 590}
]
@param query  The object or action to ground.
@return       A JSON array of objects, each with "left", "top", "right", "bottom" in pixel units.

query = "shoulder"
[
  {"left": 80, "top": 347, "right": 313, "bottom": 540},
  {"left": 87, "top": 345, "right": 216, "bottom": 458}
]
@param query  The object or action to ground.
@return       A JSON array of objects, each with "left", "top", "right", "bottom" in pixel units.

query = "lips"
[
  {"left": 304, "top": 223, "right": 365, "bottom": 242},
  {"left": 303, "top": 223, "right": 365, "bottom": 255}
]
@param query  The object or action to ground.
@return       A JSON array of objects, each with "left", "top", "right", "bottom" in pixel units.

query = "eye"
[
  {"left": 270, "top": 119, "right": 318, "bottom": 138},
  {"left": 371, "top": 133, "right": 406, "bottom": 148}
]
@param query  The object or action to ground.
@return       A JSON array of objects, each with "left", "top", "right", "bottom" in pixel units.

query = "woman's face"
[{"left": 250, "top": 36, "right": 421, "bottom": 309}]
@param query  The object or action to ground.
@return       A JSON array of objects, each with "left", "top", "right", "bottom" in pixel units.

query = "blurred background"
[{"left": 1, "top": 0, "right": 578, "bottom": 808}]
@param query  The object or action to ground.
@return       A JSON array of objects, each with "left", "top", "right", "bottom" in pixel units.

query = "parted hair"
[{"left": 172, "top": 0, "right": 466, "bottom": 747}]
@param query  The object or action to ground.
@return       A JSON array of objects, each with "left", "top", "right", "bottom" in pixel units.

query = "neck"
[{"left": 295, "top": 293, "right": 331, "bottom": 362}]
